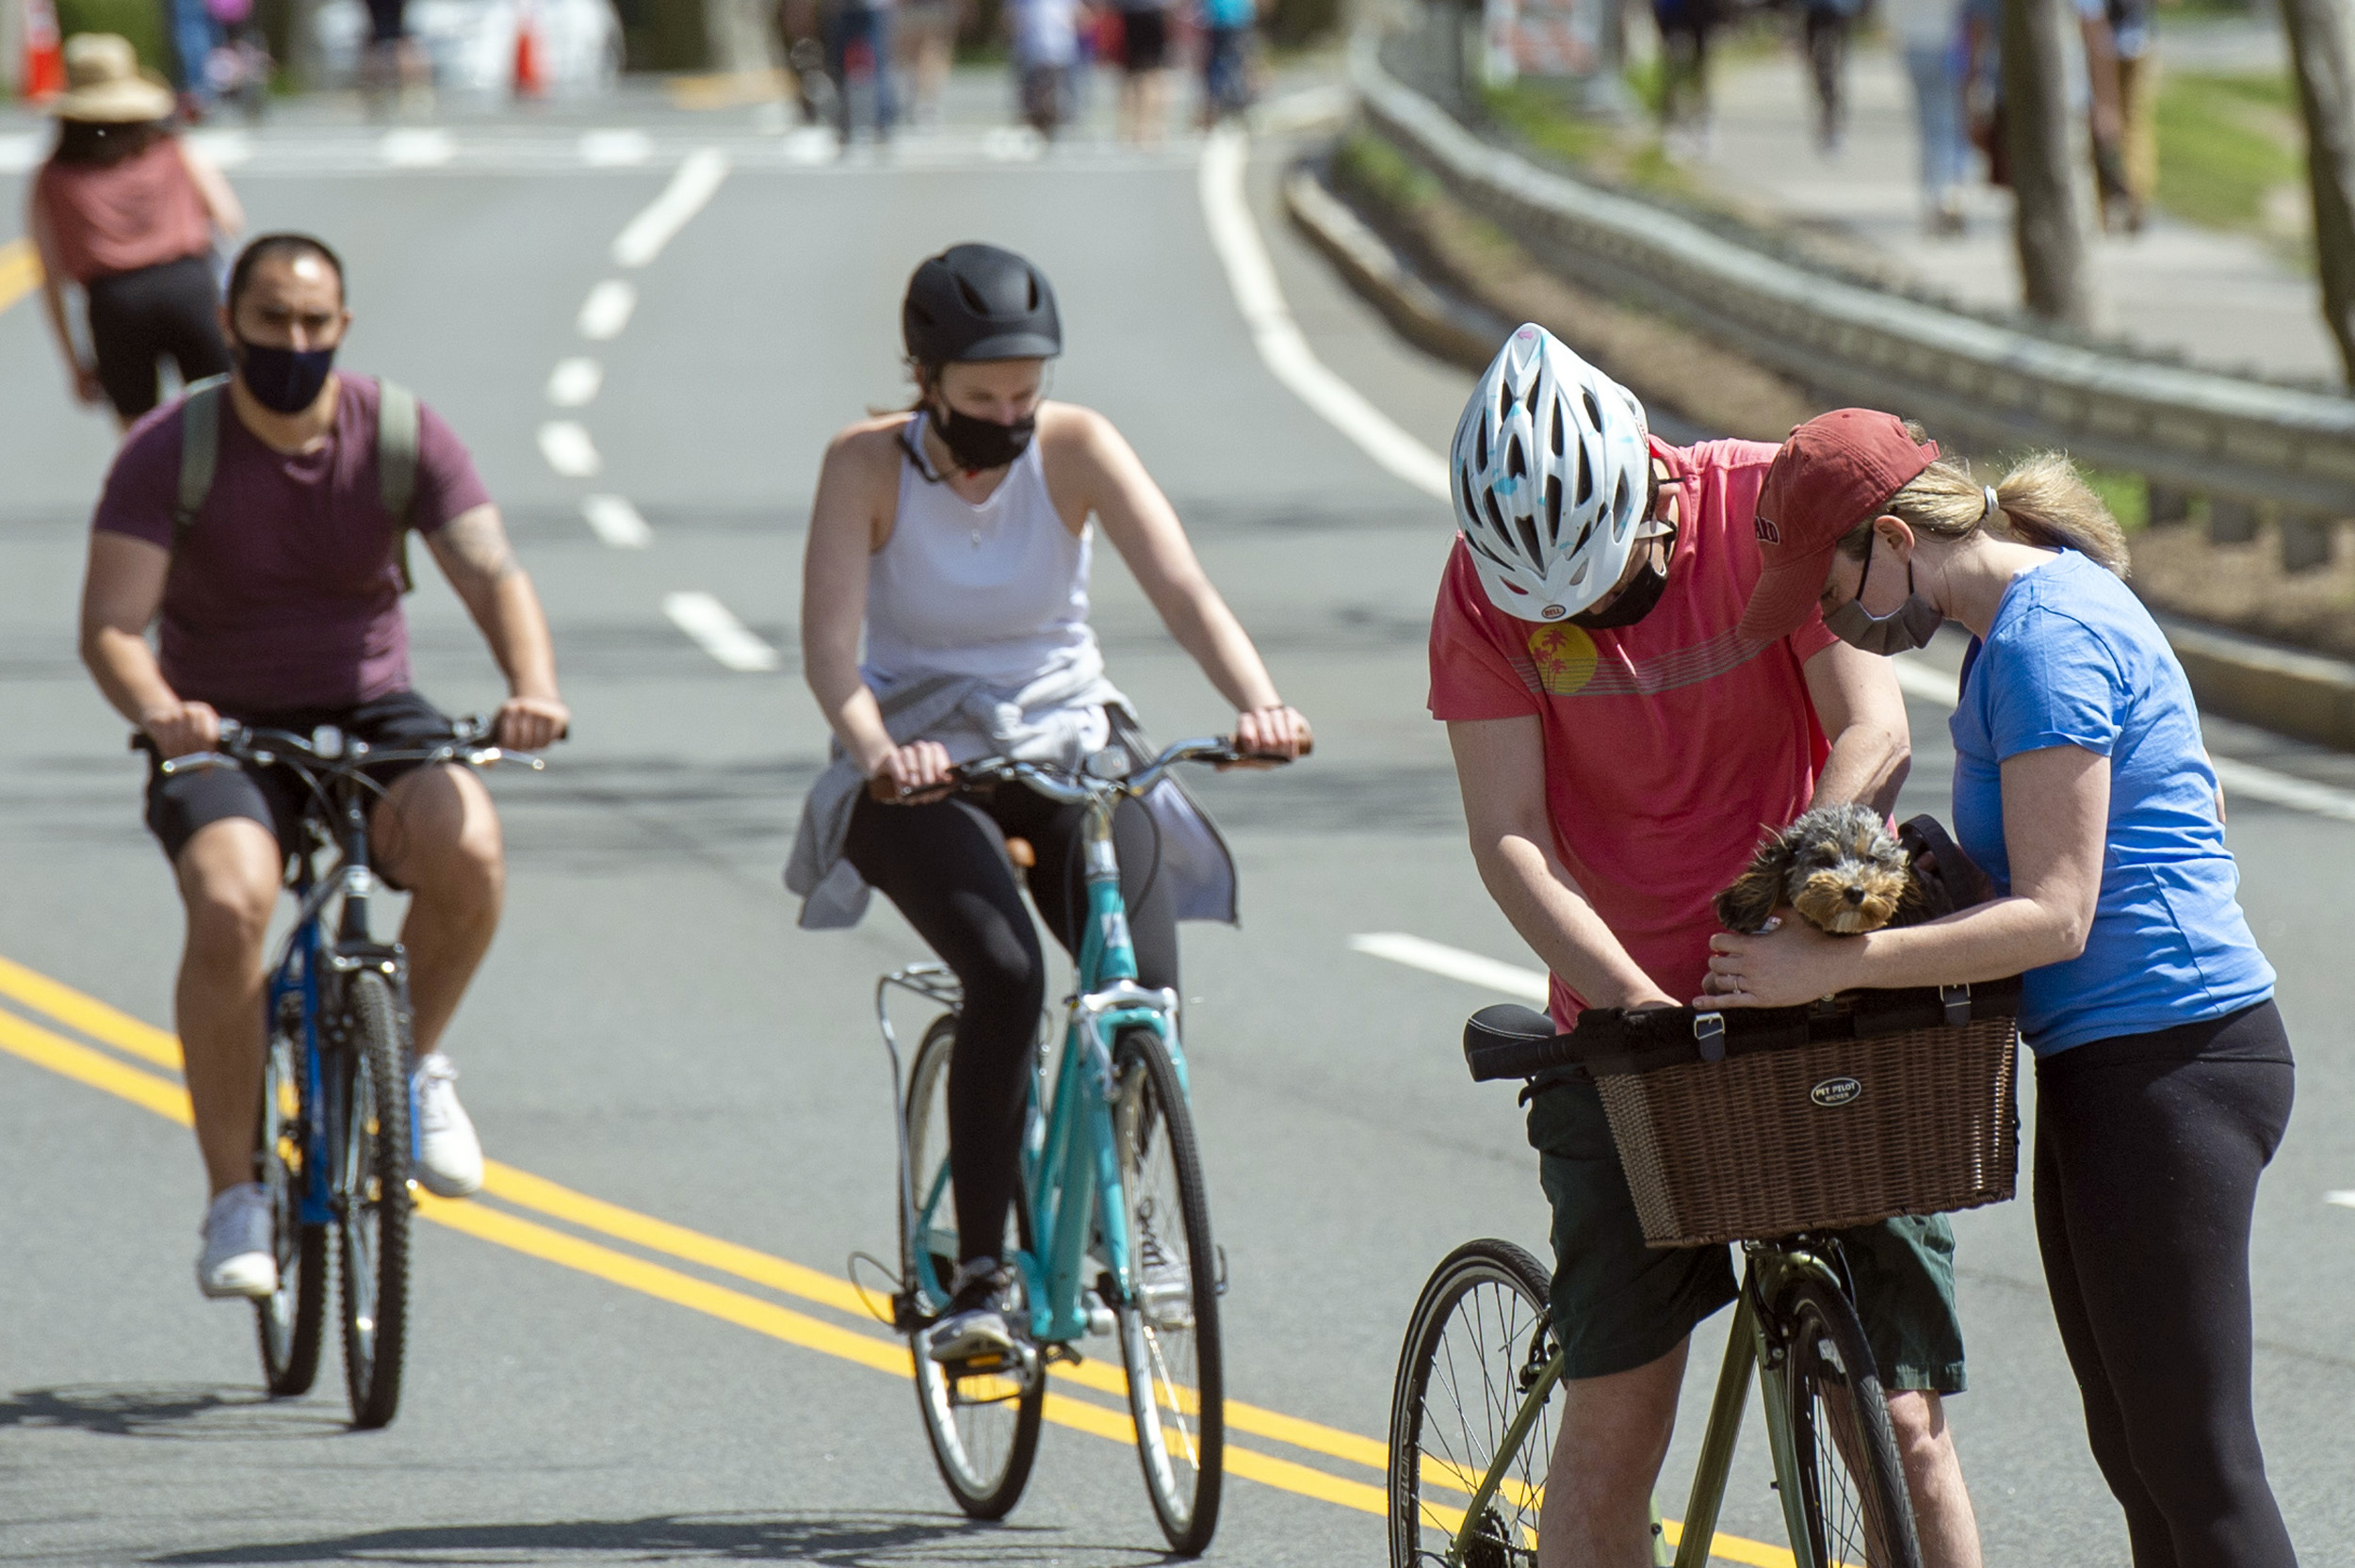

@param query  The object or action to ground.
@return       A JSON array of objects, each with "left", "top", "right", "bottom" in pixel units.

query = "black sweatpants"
[
  {"left": 2034, "top": 1001, "right": 2298, "bottom": 1568},
  {"left": 84, "top": 253, "right": 232, "bottom": 422},
  {"left": 844, "top": 782, "right": 1178, "bottom": 1267}
]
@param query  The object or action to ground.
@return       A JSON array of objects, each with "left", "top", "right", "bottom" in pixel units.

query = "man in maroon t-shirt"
[
  {"left": 77, "top": 233, "right": 569, "bottom": 1301},
  {"left": 1425, "top": 329, "right": 1981, "bottom": 1567}
]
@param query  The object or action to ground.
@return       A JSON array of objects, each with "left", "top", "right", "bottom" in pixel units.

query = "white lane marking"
[
  {"left": 379, "top": 127, "right": 457, "bottom": 168},
  {"left": 782, "top": 125, "right": 839, "bottom": 164},
  {"left": 1197, "top": 126, "right": 1451, "bottom": 501},
  {"left": 610, "top": 147, "right": 731, "bottom": 268},
  {"left": 186, "top": 128, "right": 252, "bottom": 168},
  {"left": 983, "top": 126, "right": 1046, "bottom": 162},
  {"left": 537, "top": 421, "right": 603, "bottom": 477},
  {"left": 664, "top": 591, "right": 780, "bottom": 672},
  {"left": 1892, "top": 652, "right": 2355, "bottom": 824},
  {"left": 1349, "top": 932, "right": 1551, "bottom": 1005},
  {"left": 581, "top": 494, "right": 653, "bottom": 548},
  {"left": 545, "top": 356, "right": 604, "bottom": 408},
  {"left": 577, "top": 279, "right": 637, "bottom": 340},
  {"left": 0, "top": 133, "right": 40, "bottom": 173},
  {"left": 2327, "top": 1191, "right": 2355, "bottom": 1210},
  {"left": 579, "top": 127, "right": 655, "bottom": 168}
]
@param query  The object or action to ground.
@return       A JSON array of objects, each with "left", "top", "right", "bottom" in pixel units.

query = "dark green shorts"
[{"left": 1527, "top": 1074, "right": 1967, "bottom": 1392}]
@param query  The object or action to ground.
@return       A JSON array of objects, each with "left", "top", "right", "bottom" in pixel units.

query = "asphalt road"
[{"left": 2, "top": 76, "right": 2350, "bottom": 1567}]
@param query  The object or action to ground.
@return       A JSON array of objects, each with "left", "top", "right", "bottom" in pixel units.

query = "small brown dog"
[{"left": 1715, "top": 802, "right": 1944, "bottom": 936}]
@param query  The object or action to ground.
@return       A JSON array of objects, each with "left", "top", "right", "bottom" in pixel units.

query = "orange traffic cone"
[
  {"left": 22, "top": 0, "right": 66, "bottom": 100},
  {"left": 512, "top": 0, "right": 544, "bottom": 98}
]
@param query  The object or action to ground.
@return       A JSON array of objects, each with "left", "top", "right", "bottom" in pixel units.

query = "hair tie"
[{"left": 1981, "top": 484, "right": 2001, "bottom": 521}]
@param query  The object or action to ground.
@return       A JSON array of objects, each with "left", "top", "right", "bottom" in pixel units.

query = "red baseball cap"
[{"left": 1738, "top": 410, "right": 1941, "bottom": 642}]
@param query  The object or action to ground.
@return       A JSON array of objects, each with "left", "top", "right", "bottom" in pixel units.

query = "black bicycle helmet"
[{"left": 902, "top": 243, "right": 1063, "bottom": 364}]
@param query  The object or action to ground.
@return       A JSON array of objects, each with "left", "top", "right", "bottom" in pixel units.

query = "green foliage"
[
  {"left": 1478, "top": 77, "right": 1697, "bottom": 197},
  {"left": 615, "top": 0, "right": 712, "bottom": 72},
  {"left": 57, "top": 0, "right": 171, "bottom": 78},
  {"left": 2155, "top": 70, "right": 2301, "bottom": 232},
  {"left": 1334, "top": 130, "right": 1439, "bottom": 211},
  {"left": 1265, "top": 0, "right": 1340, "bottom": 47},
  {"left": 2078, "top": 465, "right": 2149, "bottom": 532}
]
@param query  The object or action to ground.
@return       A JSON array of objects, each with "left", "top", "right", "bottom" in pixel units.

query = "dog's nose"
[{"left": 1843, "top": 887, "right": 1865, "bottom": 903}]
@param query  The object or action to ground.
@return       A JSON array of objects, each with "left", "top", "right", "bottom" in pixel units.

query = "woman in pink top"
[{"left": 27, "top": 34, "right": 244, "bottom": 428}]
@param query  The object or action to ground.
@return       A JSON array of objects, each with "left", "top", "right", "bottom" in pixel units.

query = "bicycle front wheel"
[
  {"left": 254, "top": 1024, "right": 326, "bottom": 1396},
  {"left": 903, "top": 1013, "right": 1045, "bottom": 1519},
  {"left": 1388, "top": 1238, "right": 1555, "bottom": 1568},
  {"left": 1775, "top": 1277, "right": 1923, "bottom": 1568},
  {"left": 336, "top": 969, "right": 412, "bottom": 1431},
  {"left": 1109, "top": 1026, "right": 1223, "bottom": 1556}
]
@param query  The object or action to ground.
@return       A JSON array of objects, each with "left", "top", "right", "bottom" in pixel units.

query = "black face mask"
[
  {"left": 1568, "top": 527, "right": 1674, "bottom": 630},
  {"left": 933, "top": 400, "right": 1035, "bottom": 473},
  {"left": 236, "top": 337, "right": 337, "bottom": 414}
]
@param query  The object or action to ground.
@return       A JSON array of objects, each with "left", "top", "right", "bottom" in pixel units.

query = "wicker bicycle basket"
[{"left": 1576, "top": 981, "right": 2022, "bottom": 1248}]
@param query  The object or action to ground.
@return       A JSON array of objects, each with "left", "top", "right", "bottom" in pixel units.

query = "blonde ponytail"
[{"left": 1831, "top": 421, "right": 2132, "bottom": 578}]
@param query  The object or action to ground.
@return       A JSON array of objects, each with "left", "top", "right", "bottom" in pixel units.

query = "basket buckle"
[
  {"left": 1940, "top": 984, "right": 1972, "bottom": 1027},
  {"left": 1693, "top": 1011, "right": 1726, "bottom": 1064}
]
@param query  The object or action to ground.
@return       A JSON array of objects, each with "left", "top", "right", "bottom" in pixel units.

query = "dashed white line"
[
  {"left": 1892, "top": 653, "right": 2355, "bottom": 824},
  {"left": 2328, "top": 1191, "right": 2355, "bottom": 1210},
  {"left": 0, "top": 133, "right": 38, "bottom": 173},
  {"left": 1349, "top": 932, "right": 1550, "bottom": 1005},
  {"left": 577, "top": 280, "right": 637, "bottom": 340},
  {"left": 581, "top": 494, "right": 653, "bottom": 548},
  {"left": 1197, "top": 126, "right": 1451, "bottom": 501},
  {"left": 378, "top": 127, "right": 456, "bottom": 168},
  {"left": 186, "top": 128, "right": 252, "bottom": 168},
  {"left": 610, "top": 148, "right": 731, "bottom": 269},
  {"left": 537, "top": 421, "right": 602, "bottom": 477},
  {"left": 664, "top": 591, "right": 780, "bottom": 672},
  {"left": 545, "top": 356, "right": 604, "bottom": 408},
  {"left": 579, "top": 128, "right": 655, "bottom": 168}
]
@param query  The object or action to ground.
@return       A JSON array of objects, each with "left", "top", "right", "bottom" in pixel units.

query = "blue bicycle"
[
  {"left": 872, "top": 736, "right": 1291, "bottom": 1554},
  {"left": 159, "top": 716, "right": 543, "bottom": 1429}
]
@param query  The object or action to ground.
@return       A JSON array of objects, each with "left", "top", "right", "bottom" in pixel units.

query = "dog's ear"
[{"left": 1716, "top": 842, "right": 1789, "bottom": 933}]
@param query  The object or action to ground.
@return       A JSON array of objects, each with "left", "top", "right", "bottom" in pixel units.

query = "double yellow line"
[
  {"left": 0, "top": 239, "right": 42, "bottom": 316},
  {"left": 0, "top": 951, "right": 1794, "bottom": 1564}
]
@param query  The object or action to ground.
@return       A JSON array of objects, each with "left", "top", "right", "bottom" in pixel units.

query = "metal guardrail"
[{"left": 1353, "top": 29, "right": 2355, "bottom": 525}]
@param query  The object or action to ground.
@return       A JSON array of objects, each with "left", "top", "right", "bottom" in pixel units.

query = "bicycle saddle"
[{"left": 1463, "top": 1004, "right": 1560, "bottom": 1054}]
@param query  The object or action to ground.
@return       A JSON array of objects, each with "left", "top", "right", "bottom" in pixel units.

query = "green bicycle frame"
[{"left": 1446, "top": 1243, "right": 1850, "bottom": 1568}]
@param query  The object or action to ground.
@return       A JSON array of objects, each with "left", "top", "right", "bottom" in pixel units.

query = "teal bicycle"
[{"left": 869, "top": 736, "right": 1291, "bottom": 1555}]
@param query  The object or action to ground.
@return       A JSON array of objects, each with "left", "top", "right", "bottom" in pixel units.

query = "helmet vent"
[
  {"left": 1574, "top": 437, "right": 1594, "bottom": 507},
  {"left": 1505, "top": 434, "right": 1526, "bottom": 481},
  {"left": 1515, "top": 510, "right": 1544, "bottom": 568},
  {"left": 1582, "top": 386, "right": 1603, "bottom": 429},
  {"left": 1549, "top": 399, "right": 1564, "bottom": 458},
  {"left": 1474, "top": 416, "right": 1490, "bottom": 471},
  {"left": 1482, "top": 489, "right": 1508, "bottom": 539},
  {"left": 955, "top": 276, "right": 992, "bottom": 315},
  {"left": 1523, "top": 376, "right": 1541, "bottom": 416},
  {"left": 1544, "top": 475, "right": 1562, "bottom": 541}
]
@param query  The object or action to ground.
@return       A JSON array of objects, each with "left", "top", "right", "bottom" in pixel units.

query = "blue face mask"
[{"left": 236, "top": 337, "right": 338, "bottom": 414}]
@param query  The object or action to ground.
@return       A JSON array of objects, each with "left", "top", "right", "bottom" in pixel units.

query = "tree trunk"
[
  {"left": 2281, "top": 0, "right": 2355, "bottom": 384},
  {"left": 2002, "top": 0, "right": 2096, "bottom": 326}
]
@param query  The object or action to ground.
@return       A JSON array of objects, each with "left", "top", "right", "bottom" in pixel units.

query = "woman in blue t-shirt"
[{"left": 1715, "top": 410, "right": 2297, "bottom": 1568}]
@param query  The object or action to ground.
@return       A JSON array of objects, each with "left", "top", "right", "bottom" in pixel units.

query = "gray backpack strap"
[
  {"left": 376, "top": 379, "right": 421, "bottom": 592},
  {"left": 172, "top": 375, "right": 234, "bottom": 541}
]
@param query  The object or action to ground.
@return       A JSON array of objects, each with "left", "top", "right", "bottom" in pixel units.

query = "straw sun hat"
[{"left": 55, "top": 34, "right": 176, "bottom": 123}]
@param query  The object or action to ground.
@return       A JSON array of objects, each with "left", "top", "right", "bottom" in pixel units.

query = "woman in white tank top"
[{"left": 796, "top": 245, "right": 1308, "bottom": 1359}]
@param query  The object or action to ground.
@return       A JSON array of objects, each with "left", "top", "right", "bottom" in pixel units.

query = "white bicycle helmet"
[{"left": 1451, "top": 323, "right": 1653, "bottom": 622}]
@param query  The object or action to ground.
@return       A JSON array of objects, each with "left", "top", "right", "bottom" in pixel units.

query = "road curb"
[{"left": 1288, "top": 157, "right": 2355, "bottom": 753}]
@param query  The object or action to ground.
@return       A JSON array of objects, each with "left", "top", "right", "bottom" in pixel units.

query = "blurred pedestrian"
[
  {"left": 896, "top": 0, "right": 960, "bottom": 126},
  {"left": 1652, "top": 0, "right": 1721, "bottom": 145},
  {"left": 1197, "top": 0, "right": 1254, "bottom": 126},
  {"left": 1113, "top": 0, "right": 1174, "bottom": 142},
  {"left": 166, "top": 0, "right": 220, "bottom": 119},
  {"left": 360, "top": 0, "right": 432, "bottom": 113},
  {"left": 1890, "top": 0, "right": 1968, "bottom": 232},
  {"left": 1009, "top": 0, "right": 1080, "bottom": 136},
  {"left": 1961, "top": 0, "right": 2006, "bottom": 187},
  {"left": 27, "top": 34, "right": 243, "bottom": 430},
  {"left": 825, "top": 0, "right": 899, "bottom": 138},
  {"left": 1800, "top": 0, "right": 1865, "bottom": 153},
  {"left": 2080, "top": 0, "right": 2152, "bottom": 231}
]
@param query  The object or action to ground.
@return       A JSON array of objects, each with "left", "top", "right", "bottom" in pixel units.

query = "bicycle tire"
[
  {"left": 1110, "top": 1026, "right": 1223, "bottom": 1556},
  {"left": 253, "top": 1024, "right": 326, "bottom": 1397},
  {"left": 1388, "top": 1237, "right": 1555, "bottom": 1568},
  {"left": 903, "top": 1013, "right": 1045, "bottom": 1518},
  {"left": 336, "top": 968, "right": 411, "bottom": 1431},
  {"left": 1774, "top": 1276, "right": 1924, "bottom": 1568}
]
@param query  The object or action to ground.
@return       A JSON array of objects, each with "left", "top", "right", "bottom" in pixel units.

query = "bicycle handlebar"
[
  {"left": 154, "top": 715, "right": 550, "bottom": 779},
  {"left": 871, "top": 734, "right": 1308, "bottom": 805}
]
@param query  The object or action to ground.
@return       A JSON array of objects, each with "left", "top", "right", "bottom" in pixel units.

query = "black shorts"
[
  {"left": 84, "top": 255, "right": 234, "bottom": 423},
  {"left": 365, "top": 0, "right": 408, "bottom": 42},
  {"left": 1120, "top": 8, "right": 1169, "bottom": 72},
  {"left": 143, "top": 690, "right": 456, "bottom": 866}
]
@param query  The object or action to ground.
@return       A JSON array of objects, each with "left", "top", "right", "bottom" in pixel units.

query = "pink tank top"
[{"left": 35, "top": 137, "right": 213, "bottom": 284}]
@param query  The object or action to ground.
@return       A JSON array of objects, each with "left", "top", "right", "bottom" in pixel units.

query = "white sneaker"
[
  {"left": 197, "top": 1183, "right": 277, "bottom": 1300},
  {"left": 413, "top": 1052, "right": 483, "bottom": 1198}
]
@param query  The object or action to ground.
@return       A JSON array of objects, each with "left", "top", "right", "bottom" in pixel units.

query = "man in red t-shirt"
[
  {"left": 1426, "top": 328, "right": 1981, "bottom": 1565},
  {"left": 77, "top": 233, "right": 569, "bottom": 1302}
]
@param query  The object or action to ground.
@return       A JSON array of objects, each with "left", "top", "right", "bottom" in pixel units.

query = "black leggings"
[
  {"left": 2034, "top": 1001, "right": 2298, "bottom": 1568},
  {"left": 844, "top": 782, "right": 1178, "bottom": 1268},
  {"left": 84, "top": 254, "right": 232, "bottom": 422}
]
